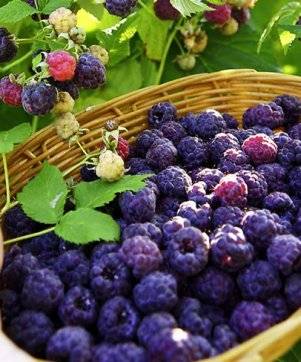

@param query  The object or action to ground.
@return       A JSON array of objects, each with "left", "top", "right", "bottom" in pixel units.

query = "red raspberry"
[
  {"left": 204, "top": 4, "right": 232, "bottom": 25},
  {"left": 214, "top": 174, "right": 248, "bottom": 208},
  {"left": 0, "top": 76, "right": 22, "bottom": 106},
  {"left": 242, "top": 134, "right": 278, "bottom": 165},
  {"left": 47, "top": 51, "right": 76, "bottom": 82},
  {"left": 117, "top": 137, "right": 129, "bottom": 160}
]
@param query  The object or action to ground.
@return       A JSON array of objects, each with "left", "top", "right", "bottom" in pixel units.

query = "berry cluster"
[
  {"left": 0, "top": 7, "right": 108, "bottom": 139},
  {"left": 2, "top": 94, "right": 301, "bottom": 362}
]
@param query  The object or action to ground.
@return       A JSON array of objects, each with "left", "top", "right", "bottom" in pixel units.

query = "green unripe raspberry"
[
  {"left": 176, "top": 54, "right": 196, "bottom": 71},
  {"left": 220, "top": 18, "right": 239, "bottom": 36},
  {"left": 49, "top": 7, "right": 77, "bottom": 34},
  {"left": 226, "top": 0, "right": 246, "bottom": 7},
  {"left": 89, "top": 45, "right": 109, "bottom": 65},
  {"left": 69, "top": 27, "right": 86, "bottom": 44},
  {"left": 53, "top": 92, "right": 75, "bottom": 114},
  {"left": 96, "top": 150, "right": 125, "bottom": 182},
  {"left": 55, "top": 112, "right": 79, "bottom": 139}
]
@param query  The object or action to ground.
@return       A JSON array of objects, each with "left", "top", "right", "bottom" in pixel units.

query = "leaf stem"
[
  {"left": 32, "top": 116, "right": 39, "bottom": 134},
  {"left": 155, "top": 20, "right": 182, "bottom": 85},
  {"left": 3, "top": 226, "right": 55, "bottom": 245},
  {"left": 0, "top": 50, "right": 32, "bottom": 73},
  {"left": 1, "top": 153, "right": 11, "bottom": 216}
]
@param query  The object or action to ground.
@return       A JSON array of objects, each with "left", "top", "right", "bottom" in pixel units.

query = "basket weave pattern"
[{"left": 1, "top": 69, "right": 301, "bottom": 361}]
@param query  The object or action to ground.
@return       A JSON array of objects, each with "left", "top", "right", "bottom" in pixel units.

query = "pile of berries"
[
  {"left": 0, "top": 7, "right": 108, "bottom": 136},
  {"left": 2, "top": 93, "right": 301, "bottom": 362}
]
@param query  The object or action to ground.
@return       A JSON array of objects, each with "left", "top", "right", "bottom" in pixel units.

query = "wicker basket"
[{"left": 1, "top": 69, "right": 301, "bottom": 362}]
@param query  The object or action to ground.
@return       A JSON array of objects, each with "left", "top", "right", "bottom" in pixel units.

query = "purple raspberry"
[
  {"left": 21, "top": 82, "right": 57, "bottom": 115},
  {"left": 148, "top": 102, "right": 177, "bottom": 129},
  {"left": 210, "top": 132, "right": 240, "bottom": 162},
  {"left": 154, "top": 0, "right": 180, "bottom": 20},
  {"left": 135, "top": 129, "right": 163, "bottom": 156},
  {"left": 194, "top": 110, "right": 226, "bottom": 140},
  {"left": 200, "top": 304, "right": 226, "bottom": 326},
  {"left": 47, "top": 327, "right": 92, "bottom": 362},
  {"left": 162, "top": 216, "right": 191, "bottom": 244},
  {"left": 230, "top": 301, "right": 273, "bottom": 340},
  {"left": 237, "top": 260, "right": 281, "bottom": 301},
  {"left": 119, "top": 235, "right": 162, "bottom": 277},
  {"left": 274, "top": 94, "right": 301, "bottom": 125},
  {"left": 212, "top": 324, "right": 238, "bottom": 353},
  {"left": 278, "top": 139, "right": 301, "bottom": 167},
  {"left": 285, "top": 273, "right": 301, "bottom": 310},
  {"left": 119, "top": 187, "right": 156, "bottom": 223},
  {"left": 93, "top": 343, "right": 146, "bottom": 362},
  {"left": 242, "top": 102, "right": 284, "bottom": 129},
  {"left": 58, "top": 286, "right": 98, "bottom": 327},
  {"left": 214, "top": 174, "right": 248, "bottom": 208},
  {"left": 75, "top": 53, "right": 106, "bottom": 89},
  {"left": 218, "top": 148, "right": 251, "bottom": 174},
  {"left": 167, "top": 227, "right": 209, "bottom": 276},
  {"left": 0, "top": 28, "right": 17, "bottom": 63},
  {"left": 80, "top": 165, "right": 98, "bottom": 181},
  {"left": 3, "top": 205, "right": 42, "bottom": 238},
  {"left": 288, "top": 166, "right": 301, "bottom": 196},
  {"left": 160, "top": 121, "right": 187, "bottom": 145},
  {"left": 223, "top": 113, "right": 238, "bottom": 128},
  {"left": 251, "top": 126, "right": 274, "bottom": 136},
  {"left": 90, "top": 242, "right": 120, "bottom": 262},
  {"left": 265, "top": 295, "right": 289, "bottom": 323},
  {"left": 242, "top": 134, "right": 278, "bottom": 165},
  {"left": 272, "top": 131, "right": 291, "bottom": 149},
  {"left": 194, "top": 267, "right": 235, "bottom": 306},
  {"left": 156, "top": 166, "right": 192, "bottom": 197},
  {"left": 234, "top": 128, "right": 257, "bottom": 144},
  {"left": 133, "top": 272, "right": 178, "bottom": 313},
  {"left": 50, "top": 79, "right": 79, "bottom": 99},
  {"left": 98, "top": 296, "right": 140, "bottom": 342},
  {"left": 151, "top": 214, "right": 169, "bottom": 229},
  {"left": 158, "top": 196, "right": 182, "bottom": 219},
  {"left": 294, "top": 208, "right": 301, "bottom": 235},
  {"left": 22, "top": 268, "right": 64, "bottom": 313},
  {"left": 177, "top": 136, "right": 209, "bottom": 169},
  {"left": 122, "top": 222, "right": 162, "bottom": 247},
  {"left": 237, "top": 170, "right": 268, "bottom": 205},
  {"left": 0, "top": 289, "right": 20, "bottom": 324},
  {"left": 104, "top": 0, "right": 137, "bottom": 17},
  {"left": 257, "top": 163, "right": 288, "bottom": 193},
  {"left": 146, "top": 138, "right": 177, "bottom": 171},
  {"left": 187, "top": 182, "right": 210, "bottom": 205},
  {"left": 125, "top": 157, "right": 153, "bottom": 175},
  {"left": 148, "top": 328, "right": 215, "bottom": 361},
  {"left": 137, "top": 312, "right": 177, "bottom": 347},
  {"left": 191, "top": 168, "right": 223, "bottom": 191},
  {"left": 54, "top": 250, "right": 89, "bottom": 287},
  {"left": 8, "top": 311, "right": 54, "bottom": 357},
  {"left": 179, "top": 112, "right": 197, "bottom": 135},
  {"left": 212, "top": 206, "right": 244, "bottom": 228},
  {"left": 267, "top": 234, "right": 301, "bottom": 275},
  {"left": 90, "top": 252, "right": 131, "bottom": 302},
  {"left": 176, "top": 297, "right": 213, "bottom": 338},
  {"left": 288, "top": 123, "right": 301, "bottom": 140},
  {"left": 1, "top": 250, "right": 40, "bottom": 291},
  {"left": 242, "top": 209, "right": 279, "bottom": 250},
  {"left": 211, "top": 224, "right": 254, "bottom": 272},
  {"left": 263, "top": 192, "right": 295, "bottom": 214},
  {"left": 177, "top": 201, "right": 212, "bottom": 230}
]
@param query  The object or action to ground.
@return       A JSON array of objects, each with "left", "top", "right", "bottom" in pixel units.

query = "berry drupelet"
[
  {"left": 148, "top": 102, "right": 177, "bottom": 129},
  {"left": 0, "top": 28, "right": 17, "bottom": 63},
  {"left": 177, "top": 136, "right": 209, "bottom": 169},
  {"left": 242, "top": 102, "right": 284, "bottom": 129},
  {"left": 0, "top": 76, "right": 22, "bottom": 106},
  {"left": 74, "top": 53, "right": 106, "bottom": 89},
  {"left": 214, "top": 174, "right": 248, "bottom": 208},
  {"left": 156, "top": 166, "right": 192, "bottom": 197}
]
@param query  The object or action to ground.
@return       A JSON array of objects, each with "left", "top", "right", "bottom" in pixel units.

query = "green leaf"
[
  {"left": 18, "top": 163, "right": 68, "bottom": 224},
  {"left": 74, "top": 174, "right": 151, "bottom": 209},
  {"left": 0, "top": 0, "right": 37, "bottom": 24},
  {"left": 136, "top": 4, "right": 171, "bottom": 60},
  {"left": 41, "top": 0, "right": 72, "bottom": 13},
  {"left": 279, "top": 24, "right": 301, "bottom": 36},
  {"left": 77, "top": 0, "right": 104, "bottom": 20},
  {"left": 0, "top": 123, "right": 31, "bottom": 154},
  {"left": 278, "top": 341, "right": 301, "bottom": 362},
  {"left": 54, "top": 208, "right": 120, "bottom": 244},
  {"left": 170, "top": 0, "right": 209, "bottom": 17}
]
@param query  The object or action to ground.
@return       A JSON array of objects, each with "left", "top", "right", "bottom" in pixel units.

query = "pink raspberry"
[
  {"left": 0, "top": 76, "right": 22, "bottom": 106},
  {"left": 117, "top": 137, "right": 129, "bottom": 160},
  {"left": 214, "top": 174, "right": 248, "bottom": 208},
  {"left": 47, "top": 51, "right": 76, "bottom": 82},
  {"left": 242, "top": 134, "right": 278, "bottom": 165},
  {"left": 204, "top": 4, "right": 232, "bottom": 25}
]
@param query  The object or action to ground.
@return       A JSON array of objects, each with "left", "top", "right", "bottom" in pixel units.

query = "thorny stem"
[
  {"left": 4, "top": 226, "right": 55, "bottom": 245},
  {"left": 175, "top": 36, "right": 185, "bottom": 54},
  {"left": 76, "top": 139, "right": 89, "bottom": 156},
  {"left": 0, "top": 50, "right": 32, "bottom": 73},
  {"left": 1, "top": 154, "right": 11, "bottom": 216},
  {"left": 63, "top": 151, "right": 100, "bottom": 177},
  {"left": 155, "top": 19, "right": 183, "bottom": 85}
]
